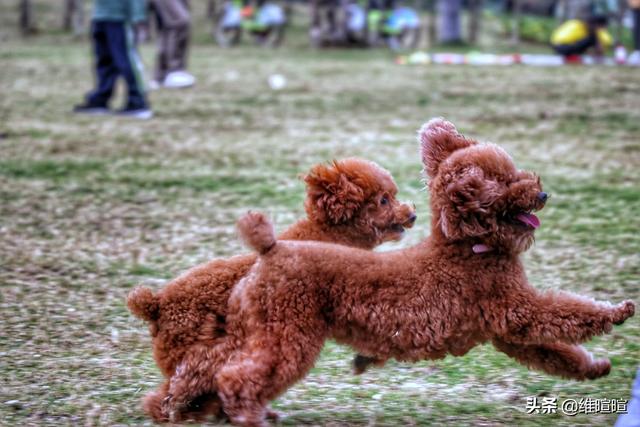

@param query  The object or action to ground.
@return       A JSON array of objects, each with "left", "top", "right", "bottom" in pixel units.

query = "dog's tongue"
[{"left": 516, "top": 213, "right": 540, "bottom": 229}]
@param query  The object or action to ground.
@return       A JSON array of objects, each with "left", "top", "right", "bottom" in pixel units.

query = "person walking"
[
  {"left": 74, "top": 0, "right": 152, "bottom": 119},
  {"left": 150, "top": 0, "right": 195, "bottom": 89}
]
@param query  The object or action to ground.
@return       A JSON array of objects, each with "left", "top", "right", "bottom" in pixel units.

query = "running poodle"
[
  {"left": 127, "top": 158, "right": 416, "bottom": 422},
  {"left": 199, "top": 118, "right": 634, "bottom": 426}
]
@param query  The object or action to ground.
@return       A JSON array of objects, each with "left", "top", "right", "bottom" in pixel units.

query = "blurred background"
[{"left": 0, "top": 0, "right": 639, "bottom": 426}]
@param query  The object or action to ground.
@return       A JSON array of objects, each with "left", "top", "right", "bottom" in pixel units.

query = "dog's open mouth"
[{"left": 515, "top": 212, "right": 540, "bottom": 229}]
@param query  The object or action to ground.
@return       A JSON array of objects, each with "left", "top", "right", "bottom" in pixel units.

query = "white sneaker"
[
  {"left": 628, "top": 51, "right": 640, "bottom": 67},
  {"left": 163, "top": 71, "right": 196, "bottom": 89},
  {"left": 148, "top": 80, "right": 161, "bottom": 91},
  {"left": 117, "top": 106, "right": 154, "bottom": 120}
]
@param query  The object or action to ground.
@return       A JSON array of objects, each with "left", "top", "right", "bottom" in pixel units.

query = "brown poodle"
[
  {"left": 127, "top": 158, "right": 416, "bottom": 422},
  {"left": 162, "top": 118, "right": 634, "bottom": 426}
]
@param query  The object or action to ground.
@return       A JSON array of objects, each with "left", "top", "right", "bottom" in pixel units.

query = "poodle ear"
[
  {"left": 304, "top": 161, "right": 365, "bottom": 225},
  {"left": 439, "top": 166, "right": 501, "bottom": 239},
  {"left": 419, "top": 118, "right": 475, "bottom": 178}
]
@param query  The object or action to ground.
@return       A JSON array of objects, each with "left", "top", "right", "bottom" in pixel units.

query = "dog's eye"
[{"left": 380, "top": 197, "right": 388, "bottom": 205}]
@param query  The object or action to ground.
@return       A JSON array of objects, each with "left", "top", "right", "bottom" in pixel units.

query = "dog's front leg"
[
  {"left": 352, "top": 354, "right": 388, "bottom": 375},
  {"left": 492, "top": 339, "right": 611, "bottom": 380},
  {"left": 491, "top": 290, "right": 634, "bottom": 345}
]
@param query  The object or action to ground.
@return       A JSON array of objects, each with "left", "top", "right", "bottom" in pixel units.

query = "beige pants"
[{"left": 153, "top": 0, "right": 191, "bottom": 81}]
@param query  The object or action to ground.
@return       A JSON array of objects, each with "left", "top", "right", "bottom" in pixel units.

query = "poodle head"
[
  {"left": 419, "top": 118, "right": 546, "bottom": 254},
  {"left": 304, "top": 158, "right": 416, "bottom": 244}
]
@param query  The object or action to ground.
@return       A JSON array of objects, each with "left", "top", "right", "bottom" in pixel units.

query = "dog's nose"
[
  {"left": 537, "top": 192, "right": 548, "bottom": 203},
  {"left": 408, "top": 213, "right": 417, "bottom": 223}
]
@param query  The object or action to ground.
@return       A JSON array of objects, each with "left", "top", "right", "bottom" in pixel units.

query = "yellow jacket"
[{"left": 550, "top": 19, "right": 613, "bottom": 48}]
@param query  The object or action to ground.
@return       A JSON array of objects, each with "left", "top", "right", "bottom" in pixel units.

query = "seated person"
[{"left": 551, "top": 15, "right": 612, "bottom": 57}]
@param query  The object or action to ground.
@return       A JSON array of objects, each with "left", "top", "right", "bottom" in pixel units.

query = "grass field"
[{"left": 1, "top": 2, "right": 639, "bottom": 426}]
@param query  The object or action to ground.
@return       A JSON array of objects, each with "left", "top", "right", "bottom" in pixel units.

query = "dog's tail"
[
  {"left": 237, "top": 211, "right": 276, "bottom": 255},
  {"left": 127, "top": 286, "right": 160, "bottom": 322}
]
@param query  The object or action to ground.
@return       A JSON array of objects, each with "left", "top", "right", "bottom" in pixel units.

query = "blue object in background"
[
  {"left": 387, "top": 7, "right": 420, "bottom": 31},
  {"left": 616, "top": 369, "right": 640, "bottom": 427},
  {"left": 257, "top": 4, "right": 286, "bottom": 26}
]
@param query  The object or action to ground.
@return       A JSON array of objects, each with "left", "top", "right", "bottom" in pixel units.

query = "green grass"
[{"left": 0, "top": 2, "right": 639, "bottom": 426}]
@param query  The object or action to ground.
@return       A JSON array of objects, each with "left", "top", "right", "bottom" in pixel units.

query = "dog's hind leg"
[
  {"left": 161, "top": 340, "right": 235, "bottom": 422},
  {"left": 492, "top": 339, "right": 611, "bottom": 380},
  {"left": 492, "top": 291, "right": 635, "bottom": 345},
  {"left": 217, "top": 330, "right": 326, "bottom": 427},
  {"left": 142, "top": 380, "right": 170, "bottom": 422}
]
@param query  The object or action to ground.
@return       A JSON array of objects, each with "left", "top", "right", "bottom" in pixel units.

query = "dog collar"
[{"left": 472, "top": 244, "right": 492, "bottom": 254}]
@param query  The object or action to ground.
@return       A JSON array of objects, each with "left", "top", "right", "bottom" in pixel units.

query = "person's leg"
[
  {"left": 152, "top": 1, "right": 169, "bottom": 83},
  {"left": 175, "top": 0, "right": 191, "bottom": 72},
  {"left": 104, "top": 21, "right": 149, "bottom": 110},
  {"left": 85, "top": 21, "right": 119, "bottom": 107},
  {"left": 156, "top": 30, "right": 169, "bottom": 83},
  {"left": 154, "top": 0, "right": 190, "bottom": 73},
  {"left": 310, "top": 0, "right": 321, "bottom": 28}
]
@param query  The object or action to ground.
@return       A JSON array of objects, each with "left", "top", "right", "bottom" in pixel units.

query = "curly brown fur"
[
  {"left": 127, "top": 158, "right": 416, "bottom": 423},
  {"left": 161, "top": 118, "right": 635, "bottom": 427}
]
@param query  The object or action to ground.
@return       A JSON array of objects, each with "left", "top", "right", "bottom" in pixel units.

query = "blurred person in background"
[
  {"left": 615, "top": 368, "right": 640, "bottom": 427},
  {"left": 74, "top": 0, "right": 152, "bottom": 119},
  {"left": 149, "top": 0, "right": 195, "bottom": 89},
  {"left": 309, "top": 0, "right": 340, "bottom": 42},
  {"left": 629, "top": 0, "right": 640, "bottom": 65},
  {"left": 551, "top": 13, "right": 612, "bottom": 57}
]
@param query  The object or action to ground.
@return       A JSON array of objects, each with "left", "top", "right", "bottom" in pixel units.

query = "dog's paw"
[
  {"left": 230, "top": 414, "right": 270, "bottom": 427},
  {"left": 160, "top": 394, "right": 173, "bottom": 420},
  {"left": 266, "top": 408, "right": 280, "bottom": 421},
  {"left": 142, "top": 391, "right": 169, "bottom": 422},
  {"left": 352, "top": 354, "right": 375, "bottom": 375},
  {"left": 613, "top": 300, "right": 635, "bottom": 325},
  {"left": 585, "top": 358, "right": 611, "bottom": 380},
  {"left": 161, "top": 394, "right": 188, "bottom": 423}
]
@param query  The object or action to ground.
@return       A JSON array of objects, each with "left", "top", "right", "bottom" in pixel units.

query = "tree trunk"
[
  {"left": 559, "top": 0, "right": 569, "bottom": 21},
  {"left": 63, "top": 0, "right": 86, "bottom": 35},
  {"left": 468, "top": 0, "right": 483, "bottom": 45},
  {"left": 207, "top": 0, "right": 216, "bottom": 19},
  {"left": 19, "top": 0, "right": 35, "bottom": 36},
  {"left": 437, "top": 0, "right": 462, "bottom": 44},
  {"left": 73, "top": 0, "right": 86, "bottom": 36},
  {"left": 63, "top": 0, "right": 73, "bottom": 30},
  {"left": 614, "top": 0, "right": 627, "bottom": 44},
  {"left": 427, "top": 0, "right": 437, "bottom": 47},
  {"left": 511, "top": 0, "right": 521, "bottom": 45}
]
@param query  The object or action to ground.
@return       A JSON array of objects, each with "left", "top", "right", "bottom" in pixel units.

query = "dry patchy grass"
[{"left": 0, "top": 5, "right": 639, "bottom": 426}]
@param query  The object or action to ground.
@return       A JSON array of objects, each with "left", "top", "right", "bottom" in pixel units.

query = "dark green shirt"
[{"left": 93, "top": 0, "right": 147, "bottom": 23}]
